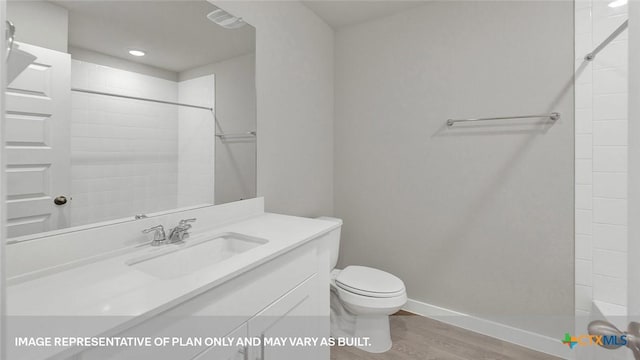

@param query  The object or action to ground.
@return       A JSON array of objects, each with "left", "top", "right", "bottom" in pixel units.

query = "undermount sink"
[{"left": 126, "top": 232, "right": 268, "bottom": 279}]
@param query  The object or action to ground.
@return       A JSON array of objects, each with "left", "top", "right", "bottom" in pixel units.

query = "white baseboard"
[{"left": 403, "top": 298, "right": 573, "bottom": 360}]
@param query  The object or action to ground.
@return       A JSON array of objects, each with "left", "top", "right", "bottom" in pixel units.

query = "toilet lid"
[{"left": 336, "top": 266, "right": 405, "bottom": 298}]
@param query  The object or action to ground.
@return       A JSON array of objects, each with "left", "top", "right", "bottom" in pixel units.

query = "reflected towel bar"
[
  {"left": 215, "top": 131, "right": 256, "bottom": 138},
  {"left": 446, "top": 112, "right": 560, "bottom": 127}
]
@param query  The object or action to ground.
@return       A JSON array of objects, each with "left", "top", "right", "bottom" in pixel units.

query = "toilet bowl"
[{"left": 317, "top": 217, "right": 407, "bottom": 353}]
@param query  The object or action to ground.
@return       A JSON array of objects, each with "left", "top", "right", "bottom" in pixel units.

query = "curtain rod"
[
  {"left": 585, "top": 19, "right": 628, "bottom": 61},
  {"left": 71, "top": 88, "right": 213, "bottom": 111}
]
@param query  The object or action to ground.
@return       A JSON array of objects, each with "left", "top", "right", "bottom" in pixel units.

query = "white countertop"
[
  {"left": 9, "top": 213, "right": 337, "bottom": 316},
  {"left": 6, "top": 213, "right": 338, "bottom": 359}
]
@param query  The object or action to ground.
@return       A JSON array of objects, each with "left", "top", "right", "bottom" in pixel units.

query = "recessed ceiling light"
[
  {"left": 128, "top": 49, "right": 146, "bottom": 57},
  {"left": 608, "top": 0, "right": 627, "bottom": 8}
]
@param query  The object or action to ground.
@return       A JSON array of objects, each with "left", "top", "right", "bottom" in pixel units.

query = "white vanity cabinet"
[
  {"left": 71, "top": 237, "right": 329, "bottom": 360},
  {"left": 247, "top": 274, "right": 323, "bottom": 360},
  {"left": 192, "top": 324, "right": 247, "bottom": 360}
]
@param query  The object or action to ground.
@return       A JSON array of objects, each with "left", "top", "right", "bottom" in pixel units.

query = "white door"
[{"left": 4, "top": 42, "right": 70, "bottom": 238}]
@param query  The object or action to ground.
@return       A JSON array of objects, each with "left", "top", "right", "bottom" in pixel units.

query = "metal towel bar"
[
  {"left": 215, "top": 131, "right": 256, "bottom": 138},
  {"left": 446, "top": 112, "right": 560, "bottom": 127}
]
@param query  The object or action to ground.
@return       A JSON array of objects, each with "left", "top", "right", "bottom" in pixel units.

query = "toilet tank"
[{"left": 316, "top": 216, "right": 342, "bottom": 270}]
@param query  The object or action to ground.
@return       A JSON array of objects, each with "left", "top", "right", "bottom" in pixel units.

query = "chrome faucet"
[
  {"left": 142, "top": 225, "right": 166, "bottom": 246},
  {"left": 168, "top": 218, "right": 196, "bottom": 243}
]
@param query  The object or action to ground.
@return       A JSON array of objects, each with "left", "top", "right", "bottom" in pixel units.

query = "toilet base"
[
  {"left": 354, "top": 315, "right": 392, "bottom": 353},
  {"left": 330, "top": 289, "right": 393, "bottom": 353}
]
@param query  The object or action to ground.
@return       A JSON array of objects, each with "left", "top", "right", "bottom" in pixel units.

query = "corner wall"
[
  {"left": 334, "top": 0, "right": 574, "bottom": 340},
  {"left": 211, "top": 1, "right": 334, "bottom": 217},
  {"left": 180, "top": 54, "right": 257, "bottom": 205}
]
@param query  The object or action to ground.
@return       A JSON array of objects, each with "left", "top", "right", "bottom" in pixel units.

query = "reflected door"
[{"left": 5, "top": 42, "right": 71, "bottom": 238}]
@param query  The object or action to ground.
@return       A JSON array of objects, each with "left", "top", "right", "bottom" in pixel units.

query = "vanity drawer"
[
  {"left": 191, "top": 323, "right": 247, "bottom": 360},
  {"left": 74, "top": 242, "right": 319, "bottom": 360}
]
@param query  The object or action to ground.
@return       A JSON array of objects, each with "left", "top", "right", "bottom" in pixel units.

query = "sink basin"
[{"left": 127, "top": 232, "right": 268, "bottom": 279}]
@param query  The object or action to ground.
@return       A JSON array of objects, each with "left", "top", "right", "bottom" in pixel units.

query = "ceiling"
[
  {"left": 50, "top": 0, "right": 426, "bottom": 72},
  {"left": 51, "top": 0, "right": 255, "bottom": 73},
  {"left": 303, "top": 0, "right": 427, "bottom": 29}
]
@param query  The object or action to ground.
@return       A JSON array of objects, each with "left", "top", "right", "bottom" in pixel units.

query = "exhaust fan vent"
[{"left": 207, "top": 9, "right": 246, "bottom": 29}]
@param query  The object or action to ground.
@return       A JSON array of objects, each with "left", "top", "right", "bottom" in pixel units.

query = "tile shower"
[{"left": 574, "top": 0, "right": 629, "bottom": 322}]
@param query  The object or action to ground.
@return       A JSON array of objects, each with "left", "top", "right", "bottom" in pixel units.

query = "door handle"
[{"left": 54, "top": 196, "right": 68, "bottom": 205}]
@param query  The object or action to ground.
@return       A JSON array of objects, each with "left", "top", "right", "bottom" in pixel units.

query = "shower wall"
[
  {"left": 334, "top": 0, "right": 574, "bottom": 344},
  {"left": 574, "top": 0, "right": 629, "bottom": 317}
]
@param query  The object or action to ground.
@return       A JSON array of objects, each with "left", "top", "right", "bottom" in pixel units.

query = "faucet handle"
[
  {"left": 142, "top": 225, "right": 164, "bottom": 233},
  {"left": 142, "top": 225, "right": 166, "bottom": 242},
  {"left": 179, "top": 218, "right": 196, "bottom": 225}
]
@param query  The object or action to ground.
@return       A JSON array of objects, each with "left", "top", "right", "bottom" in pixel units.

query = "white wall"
[
  {"left": 6, "top": 0, "right": 68, "bottom": 53},
  {"left": 212, "top": 1, "right": 334, "bottom": 217},
  {"left": 181, "top": 54, "right": 257, "bottom": 205},
  {"left": 574, "top": 0, "right": 629, "bottom": 317},
  {"left": 70, "top": 60, "right": 180, "bottom": 226},
  {"left": 334, "top": 1, "right": 574, "bottom": 339},
  {"left": 627, "top": 0, "right": 640, "bottom": 320},
  {"left": 177, "top": 75, "right": 216, "bottom": 207}
]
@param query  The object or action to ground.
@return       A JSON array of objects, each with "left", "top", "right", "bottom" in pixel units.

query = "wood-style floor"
[{"left": 330, "top": 311, "right": 564, "bottom": 360}]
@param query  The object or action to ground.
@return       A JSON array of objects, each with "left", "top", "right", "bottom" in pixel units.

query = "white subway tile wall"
[
  {"left": 593, "top": 223, "right": 627, "bottom": 252},
  {"left": 70, "top": 60, "right": 180, "bottom": 226},
  {"left": 574, "top": 0, "right": 628, "bottom": 313},
  {"left": 576, "top": 234, "right": 593, "bottom": 260},
  {"left": 576, "top": 159, "right": 594, "bottom": 184},
  {"left": 177, "top": 75, "right": 215, "bottom": 208},
  {"left": 576, "top": 284, "right": 593, "bottom": 312}
]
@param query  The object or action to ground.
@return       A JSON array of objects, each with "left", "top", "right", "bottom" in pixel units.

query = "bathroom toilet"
[{"left": 318, "top": 217, "right": 407, "bottom": 353}]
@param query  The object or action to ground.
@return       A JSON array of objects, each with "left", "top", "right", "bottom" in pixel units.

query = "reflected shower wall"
[
  {"left": 70, "top": 60, "right": 215, "bottom": 227},
  {"left": 178, "top": 75, "right": 216, "bottom": 208}
]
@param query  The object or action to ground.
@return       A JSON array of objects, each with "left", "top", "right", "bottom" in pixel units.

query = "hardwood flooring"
[{"left": 330, "top": 311, "right": 564, "bottom": 360}]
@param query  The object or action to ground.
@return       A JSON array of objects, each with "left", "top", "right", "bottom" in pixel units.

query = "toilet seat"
[
  {"left": 320, "top": 216, "right": 407, "bottom": 353},
  {"left": 335, "top": 266, "right": 405, "bottom": 298}
]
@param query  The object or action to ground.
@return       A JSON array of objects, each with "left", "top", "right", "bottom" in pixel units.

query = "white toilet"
[{"left": 318, "top": 217, "right": 407, "bottom": 353}]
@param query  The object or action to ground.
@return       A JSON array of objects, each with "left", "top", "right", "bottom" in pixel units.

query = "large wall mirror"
[{"left": 5, "top": 1, "right": 256, "bottom": 240}]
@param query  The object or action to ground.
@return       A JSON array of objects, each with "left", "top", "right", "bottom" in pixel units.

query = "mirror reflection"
[{"left": 5, "top": 0, "right": 257, "bottom": 239}]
